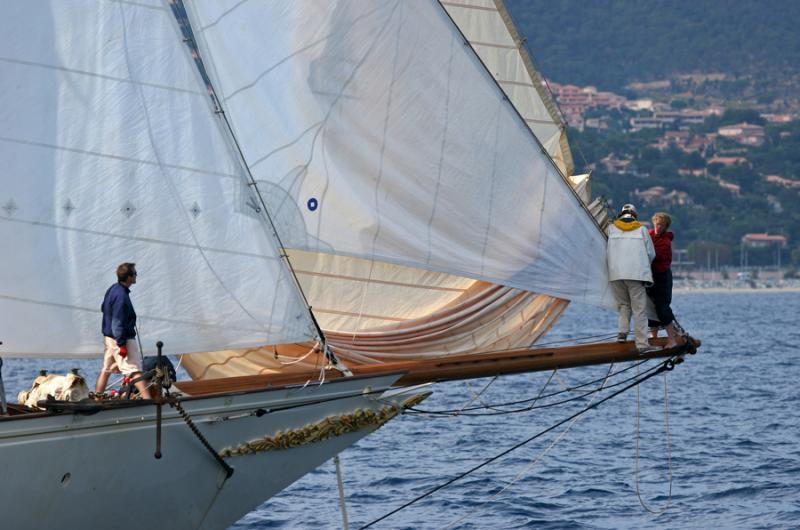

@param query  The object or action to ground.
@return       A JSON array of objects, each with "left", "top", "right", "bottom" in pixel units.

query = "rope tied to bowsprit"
[{"left": 358, "top": 357, "right": 682, "bottom": 529}]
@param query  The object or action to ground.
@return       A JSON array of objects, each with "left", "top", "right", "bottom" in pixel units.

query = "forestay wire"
[{"left": 358, "top": 357, "right": 679, "bottom": 529}]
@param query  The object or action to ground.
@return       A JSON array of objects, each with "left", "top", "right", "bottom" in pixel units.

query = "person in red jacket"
[{"left": 647, "top": 212, "right": 687, "bottom": 348}]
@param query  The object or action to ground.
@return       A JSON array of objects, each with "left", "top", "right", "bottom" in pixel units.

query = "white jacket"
[{"left": 607, "top": 221, "right": 655, "bottom": 284}]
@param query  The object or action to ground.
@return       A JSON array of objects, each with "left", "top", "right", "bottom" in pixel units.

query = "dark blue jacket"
[{"left": 101, "top": 283, "right": 137, "bottom": 346}]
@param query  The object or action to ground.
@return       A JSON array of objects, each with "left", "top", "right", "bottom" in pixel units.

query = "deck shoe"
[
  {"left": 616, "top": 333, "right": 627, "bottom": 343},
  {"left": 637, "top": 345, "right": 660, "bottom": 355}
]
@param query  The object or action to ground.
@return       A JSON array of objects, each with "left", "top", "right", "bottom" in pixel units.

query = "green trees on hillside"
[{"left": 505, "top": 0, "right": 800, "bottom": 91}]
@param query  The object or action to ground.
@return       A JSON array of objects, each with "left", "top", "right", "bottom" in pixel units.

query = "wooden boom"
[{"left": 175, "top": 337, "right": 700, "bottom": 396}]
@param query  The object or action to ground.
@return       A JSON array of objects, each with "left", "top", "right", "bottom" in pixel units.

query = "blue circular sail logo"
[{"left": 307, "top": 197, "right": 318, "bottom": 211}]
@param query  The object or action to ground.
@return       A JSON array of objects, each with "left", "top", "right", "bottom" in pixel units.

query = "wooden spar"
[{"left": 175, "top": 337, "right": 700, "bottom": 396}]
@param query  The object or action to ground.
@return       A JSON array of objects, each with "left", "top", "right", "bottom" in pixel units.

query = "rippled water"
[{"left": 4, "top": 292, "right": 799, "bottom": 529}]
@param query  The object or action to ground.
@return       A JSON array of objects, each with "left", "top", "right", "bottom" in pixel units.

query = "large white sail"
[
  {"left": 0, "top": 1, "right": 317, "bottom": 357},
  {"left": 184, "top": 0, "right": 612, "bottom": 309},
  {"left": 441, "top": 0, "right": 574, "bottom": 177}
]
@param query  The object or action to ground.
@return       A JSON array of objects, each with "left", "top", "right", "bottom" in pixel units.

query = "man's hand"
[{"left": 119, "top": 344, "right": 128, "bottom": 358}]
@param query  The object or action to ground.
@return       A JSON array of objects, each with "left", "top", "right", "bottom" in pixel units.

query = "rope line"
[
  {"left": 171, "top": 399, "right": 234, "bottom": 478},
  {"left": 634, "top": 364, "right": 673, "bottom": 514},
  {"left": 408, "top": 358, "right": 655, "bottom": 416},
  {"left": 440, "top": 363, "right": 614, "bottom": 529},
  {"left": 334, "top": 455, "right": 350, "bottom": 530},
  {"left": 358, "top": 358, "right": 676, "bottom": 529}
]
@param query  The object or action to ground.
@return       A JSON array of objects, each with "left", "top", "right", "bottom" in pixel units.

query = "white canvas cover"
[
  {"left": 185, "top": 0, "right": 613, "bottom": 309},
  {"left": 0, "top": 1, "right": 317, "bottom": 357}
]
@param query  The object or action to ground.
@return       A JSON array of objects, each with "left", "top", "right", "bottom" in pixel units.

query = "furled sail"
[
  {"left": 183, "top": 0, "right": 611, "bottom": 308},
  {"left": 0, "top": 1, "right": 318, "bottom": 357},
  {"left": 441, "top": 0, "right": 574, "bottom": 177}
]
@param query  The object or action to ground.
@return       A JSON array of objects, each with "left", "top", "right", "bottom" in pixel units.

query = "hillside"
[{"left": 505, "top": 0, "right": 800, "bottom": 91}]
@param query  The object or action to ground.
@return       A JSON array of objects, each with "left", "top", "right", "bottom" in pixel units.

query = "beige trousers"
[
  {"left": 101, "top": 337, "right": 143, "bottom": 376},
  {"left": 610, "top": 279, "right": 649, "bottom": 349}
]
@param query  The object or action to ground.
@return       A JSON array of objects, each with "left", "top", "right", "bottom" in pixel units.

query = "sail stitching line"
[
  {"left": 293, "top": 269, "right": 468, "bottom": 292},
  {"left": 0, "top": 293, "right": 265, "bottom": 333},
  {"left": 344, "top": 2, "right": 404, "bottom": 343},
  {"left": 212, "top": 3, "right": 390, "bottom": 103},
  {"left": 424, "top": 35, "right": 455, "bottom": 265},
  {"left": 117, "top": 2, "right": 270, "bottom": 333},
  {"left": 0, "top": 214, "right": 276, "bottom": 260},
  {"left": 440, "top": 1, "right": 497, "bottom": 12},
  {"left": 478, "top": 98, "right": 503, "bottom": 275},
  {"left": 468, "top": 40, "right": 517, "bottom": 50},
  {"left": 0, "top": 56, "right": 201, "bottom": 96},
  {"left": 0, "top": 136, "right": 239, "bottom": 180},
  {"left": 109, "top": 0, "right": 167, "bottom": 12}
]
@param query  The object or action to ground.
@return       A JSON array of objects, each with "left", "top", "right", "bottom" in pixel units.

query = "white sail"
[
  {"left": 184, "top": 0, "right": 612, "bottom": 309},
  {"left": 441, "top": 0, "right": 574, "bottom": 177},
  {"left": 0, "top": 1, "right": 317, "bottom": 357}
]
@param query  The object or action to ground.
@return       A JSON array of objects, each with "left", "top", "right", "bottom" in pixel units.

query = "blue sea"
[{"left": 4, "top": 292, "right": 799, "bottom": 529}]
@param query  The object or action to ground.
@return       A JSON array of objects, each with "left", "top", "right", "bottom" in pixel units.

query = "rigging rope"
[
  {"left": 634, "top": 363, "right": 673, "bottom": 514},
  {"left": 334, "top": 455, "right": 350, "bottom": 530},
  {"left": 440, "top": 363, "right": 615, "bottom": 529},
  {"left": 408, "top": 358, "right": 656, "bottom": 416},
  {"left": 358, "top": 358, "right": 677, "bottom": 529}
]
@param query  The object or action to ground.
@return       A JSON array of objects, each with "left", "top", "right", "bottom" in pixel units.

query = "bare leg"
[
  {"left": 95, "top": 371, "right": 111, "bottom": 394},
  {"left": 664, "top": 322, "right": 679, "bottom": 349},
  {"left": 130, "top": 372, "right": 152, "bottom": 400}
]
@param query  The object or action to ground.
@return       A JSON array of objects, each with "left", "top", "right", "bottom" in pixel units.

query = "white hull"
[{"left": 0, "top": 373, "right": 411, "bottom": 529}]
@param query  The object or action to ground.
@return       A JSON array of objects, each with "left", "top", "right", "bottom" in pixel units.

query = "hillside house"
[{"left": 717, "top": 122, "right": 765, "bottom": 146}]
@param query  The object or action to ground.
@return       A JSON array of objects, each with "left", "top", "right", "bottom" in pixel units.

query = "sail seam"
[
  {"left": 0, "top": 294, "right": 266, "bottom": 333},
  {"left": 0, "top": 56, "right": 201, "bottom": 96},
  {"left": 440, "top": 1, "right": 497, "bottom": 12},
  {"left": 293, "top": 270, "right": 467, "bottom": 292},
  {"left": 312, "top": 308, "right": 409, "bottom": 323},
  {"left": 0, "top": 215, "right": 278, "bottom": 260},
  {"left": 109, "top": 0, "right": 167, "bottom": 12},
  {"left": 498, "top": 79, "right": 536, "bottom": 88},
  {"left": 0, "top": 136, "right": 239, "bottom": 180},
  {"left": 468, "top": 41, "right": 517, "bottom": 50}
]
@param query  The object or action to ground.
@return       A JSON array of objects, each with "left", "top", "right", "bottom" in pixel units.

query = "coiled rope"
[{"left": 358, "top": 358, "right": 677, "bottom": 529}]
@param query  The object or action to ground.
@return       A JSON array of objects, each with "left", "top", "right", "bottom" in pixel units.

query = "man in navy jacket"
[{"left": 95, "top": 263, "right": 151, "bottom": 399}]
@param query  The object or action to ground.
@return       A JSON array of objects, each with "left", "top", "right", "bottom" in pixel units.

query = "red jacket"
[{"left": 649, "top": 229, "right": 673, "bottom": 273}]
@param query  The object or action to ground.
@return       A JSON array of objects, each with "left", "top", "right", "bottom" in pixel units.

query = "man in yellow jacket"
[{"left": 607, "top": 204, "right": 657, "bottom": 353}]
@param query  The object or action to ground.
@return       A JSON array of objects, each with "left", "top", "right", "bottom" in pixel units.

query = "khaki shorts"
[{"left": 102, "top": 337, "right": 143, "bottom": 376}]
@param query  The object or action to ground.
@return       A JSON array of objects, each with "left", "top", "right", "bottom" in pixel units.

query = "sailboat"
[{"left": 0, "top": 1, "right": 697, "bottom": 528}]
